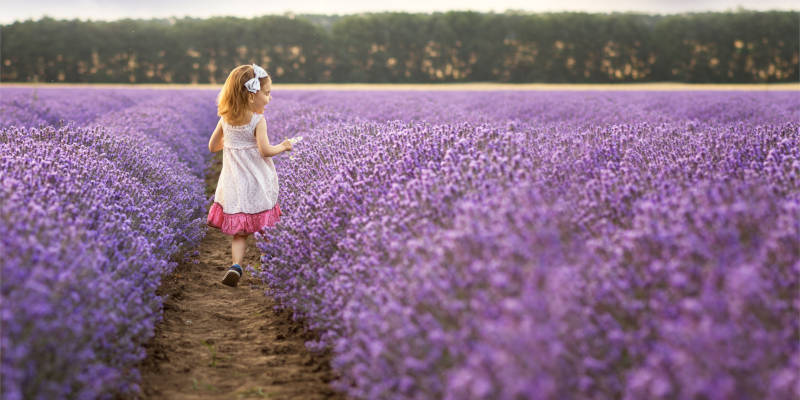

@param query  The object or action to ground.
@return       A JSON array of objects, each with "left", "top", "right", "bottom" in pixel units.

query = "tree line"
[{"left": 1, "top": 10, "right": 797, "bottom": 84}]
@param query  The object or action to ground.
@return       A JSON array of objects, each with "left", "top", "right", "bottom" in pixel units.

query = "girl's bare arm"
[
  {"left": 255, "top": 118, "right": 291, "bottom": 157},
  {"left": 208, "top": 118, "right": 224, "bottom": 152}
]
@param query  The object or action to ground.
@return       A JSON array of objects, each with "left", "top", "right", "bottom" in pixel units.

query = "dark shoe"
[{"left": 222, "top": 264, "right": 243, "bottom": 287}]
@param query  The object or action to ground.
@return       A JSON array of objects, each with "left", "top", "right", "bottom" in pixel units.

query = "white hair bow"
[{"left": 244, "top": 64, "right": 269, "bottom": 93}]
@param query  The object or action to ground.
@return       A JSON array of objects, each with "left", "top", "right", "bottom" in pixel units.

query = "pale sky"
[{"left": 0, "top": 0, "right": 796, "bottom": 24}]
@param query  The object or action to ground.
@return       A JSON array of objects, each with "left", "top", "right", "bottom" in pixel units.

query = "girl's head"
[{"left": 217, "top": 64, "right": 272, "bottom": 122}]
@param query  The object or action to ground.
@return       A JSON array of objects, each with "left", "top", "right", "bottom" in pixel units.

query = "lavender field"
[
  {"left": 1, "top": 87, "right": 798, "bottom": 399},
  {"left": 0, "top": 87, "right": 217, "bottom": 399},
  {"left": 259, "top": 90, "right": 800, "bottom": 400}
]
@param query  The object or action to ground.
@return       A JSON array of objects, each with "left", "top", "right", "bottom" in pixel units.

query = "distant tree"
[{"left": 1, "top": 11, "right": 796, "bottom": 83}]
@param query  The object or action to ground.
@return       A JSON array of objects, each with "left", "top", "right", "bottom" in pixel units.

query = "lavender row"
[
  {"left": 271, "top": 90, "right": 800, "bottom": 126},
  {"left": 0, "top": 88, "right": 218, "bottom": 399},
  {"left": 0, "top": 87, "right": 151, "bottom": 129},
  {"left": 255, "top": 91, "right": 799, "bottom": 399}
]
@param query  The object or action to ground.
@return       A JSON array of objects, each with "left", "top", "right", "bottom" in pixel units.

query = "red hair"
[{"left": 217, "top": 64, "right": 271, "bottom": 124}]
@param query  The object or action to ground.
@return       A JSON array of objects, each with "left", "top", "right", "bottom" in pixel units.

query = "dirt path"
[{"left": 136, "top": 154, "right": 345, "bottom": 400}]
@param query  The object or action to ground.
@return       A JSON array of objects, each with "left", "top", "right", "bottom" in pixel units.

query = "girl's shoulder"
[
  {"left": 249, "top": 113, "right": 266, "bottom": 128},
  {"left": 223, "top": 112, "right": 260, "bottom": 127}
]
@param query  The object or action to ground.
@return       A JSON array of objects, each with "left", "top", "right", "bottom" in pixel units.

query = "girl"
[{"left": 207, "top": 63, "right": 292, "bottom": 287}]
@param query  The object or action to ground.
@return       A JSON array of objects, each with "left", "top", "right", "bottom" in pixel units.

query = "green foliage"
[{"left": 1, "top": 11, "right": 796, "bottom": 83}]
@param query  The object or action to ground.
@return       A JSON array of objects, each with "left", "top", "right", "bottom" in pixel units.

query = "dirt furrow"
[{"left": 136, "top": 154, "right": 345, "bottom": 399}]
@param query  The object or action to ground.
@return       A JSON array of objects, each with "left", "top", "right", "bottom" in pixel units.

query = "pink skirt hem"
[{"left": 207, "top": 202, "right": 281, "bottom": 235}]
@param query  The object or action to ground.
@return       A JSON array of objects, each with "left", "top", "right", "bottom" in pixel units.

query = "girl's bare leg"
[{"left": 232, "top": 233, "right": 248, "bottom": 265}]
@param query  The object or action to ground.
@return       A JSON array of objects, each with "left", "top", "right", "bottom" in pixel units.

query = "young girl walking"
[{"left": 207, "top": 63, "right": 292, "bottom": 287}]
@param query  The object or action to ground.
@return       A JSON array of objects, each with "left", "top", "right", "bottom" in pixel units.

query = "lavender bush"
[
  {"left": 254, "top": 90, "right": 799, "bottom": 399},
  {"left": 0, "top": 88, "right": 217, "bottom": 399}
]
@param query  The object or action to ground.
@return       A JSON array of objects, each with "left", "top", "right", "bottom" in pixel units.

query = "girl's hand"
[{"left": 280, "top": 139, "right": 293, "bottom": 152}]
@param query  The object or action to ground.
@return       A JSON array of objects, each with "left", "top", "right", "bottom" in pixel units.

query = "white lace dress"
[{"left": 207, "top": 112, "right": 281, "bottom": 235}]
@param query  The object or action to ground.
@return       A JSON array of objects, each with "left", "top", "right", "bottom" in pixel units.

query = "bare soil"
[{"left": 135, "top": 153, "right": 345, "bottom": 399}]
